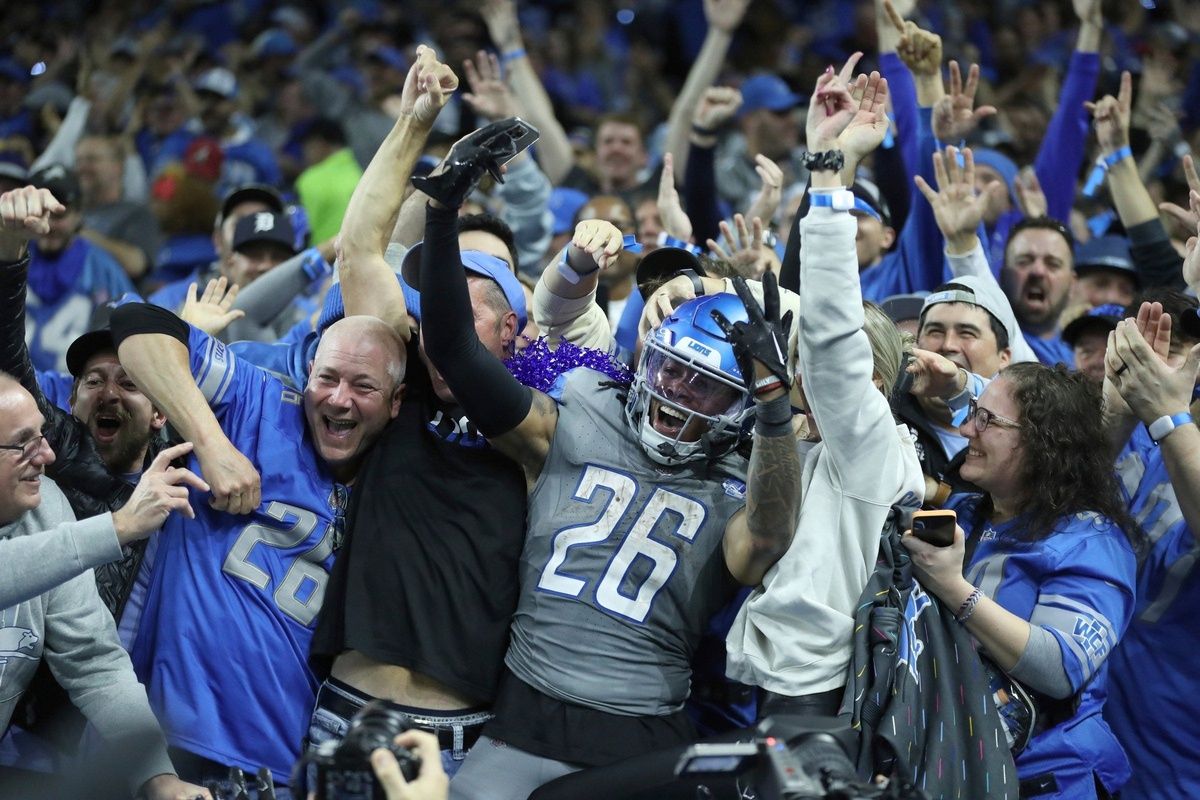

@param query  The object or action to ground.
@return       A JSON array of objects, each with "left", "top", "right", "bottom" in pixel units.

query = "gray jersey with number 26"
[{"left": 506, "top": 368, "right": 748, "bottom": 716}]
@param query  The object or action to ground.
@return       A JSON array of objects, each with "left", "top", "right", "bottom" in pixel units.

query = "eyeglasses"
[
  {"left": 966, "top": 399, "right": 1020, "bottom": 432},
  {"left": 0, "top": 435, "right": 47, "bottom": 464}
]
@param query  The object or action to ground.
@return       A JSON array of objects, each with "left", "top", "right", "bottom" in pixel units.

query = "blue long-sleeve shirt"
[
  {"left": 985, "top": 51, "right": 1100, "bottom": 271},
  {"left": 859, "top": 107, "right": 948, "bottom": 302}
]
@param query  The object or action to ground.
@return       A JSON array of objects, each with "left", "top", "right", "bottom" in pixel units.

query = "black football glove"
[{"left": 710, "top": 272, "right": 793, "bottom": 395}]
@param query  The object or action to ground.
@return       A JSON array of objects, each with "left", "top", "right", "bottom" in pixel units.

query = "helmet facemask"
[{"left": 626, "top": 324, "right": 751, "bottom": 466}]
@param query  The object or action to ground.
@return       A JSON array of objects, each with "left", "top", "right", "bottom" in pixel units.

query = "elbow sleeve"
[{"left": 110, "top": 303, "right": 190, "bottom": 349}]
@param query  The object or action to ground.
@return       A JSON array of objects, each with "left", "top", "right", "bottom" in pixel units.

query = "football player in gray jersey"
[{"left": 412, "top": 124, "right": 802, "bottom": 799}]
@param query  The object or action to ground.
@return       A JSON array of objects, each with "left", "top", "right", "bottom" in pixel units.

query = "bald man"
[{"left": 107, "top": 302, "right": 405, "bottom": 791}]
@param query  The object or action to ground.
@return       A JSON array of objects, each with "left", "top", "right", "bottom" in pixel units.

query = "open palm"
[
  {"left": 915, "top": 146, "right": 991, "bottom": 243},
  {"left": 835, "top": 72, "right": 890, "bottom": 163}
]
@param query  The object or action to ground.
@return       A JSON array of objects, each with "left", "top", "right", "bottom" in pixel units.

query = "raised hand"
[
  {"left": 885, "top": 0, "right": 942, "bottom": 76},
  {"left": 481, "top": 0, "right": 523, "bottom": 52},
  {"left": 707, "top": 213, "right": 771, "bottom": 279},
  {"left": 1182, "top": 190, "right": 1200, "bottom": 291},
  {"left": 915, "top": 146, "right": 999, "bottom": 253},
  {"left": 1109, "top": 317, "right": 1200, "bottom": 424},
  {"left": 570, "top": 219, "right": 625, "bottom": 271},
  {"left": 835, "top": 70, "right": 890, "bottom": 163},
  {"left": 0, "top": 186, "right": 65, "bottom": 260},
  {"left": 462, "top": 50, "right": 519, "bottom": 121},
  {"left": 931, "top": 61, "right": 996, "bottom": 141},
  {"left": 1072, "top": 0, "right": 1102, "bottom": 25},
  {"left": 745, "top": 154, "right": 784, "bottom": 229},
  {"left": 694, "top": 85, "right": 743, "bottom": 132},
  {"left": 398, "top": 44, "right": 459, "bottom": 127},
  {"left": 181, "top": 277, "right": 245, "bottom": 336},
  {"left": 905, "top": 347, "right": 965, "bottom": 400},
  {"left": 704, "top": 0, "right": 753, "bottom": 34},
  {"left": 1159, "top": 154, "right": 1199, "bottom": 233},
  {"left": 1013, "top": 166, "right": 1048, "bottom": 219},
  {"left": 657, "top": 153, "right": 693, "bottom": 242},
  {"left": 111, "top": 442, "right": 209, "bottom": 545},
  {"left": 710, "top": 272, "right": 794, "bottom": 393},
  {"left": 1085, "top": 70, "right": 1132, "bottom": 153},
  {"left": 805, "top": 51, "right": 865, "bottom": 152}
]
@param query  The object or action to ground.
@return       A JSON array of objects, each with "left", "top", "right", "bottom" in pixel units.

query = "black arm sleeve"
[
  {"left": 1126, "top": 218, "right": 1186, "bottom": 290},
  {"left": 683, "top": 142, "right": 723, "bottom": 247},
  {"left": 109, "top": 302, "right": 191, "bottom": 349},
  {"left": 418, "top": 203, "right": 533, "bottom": 437},
  {"left": 872, "top": 141, "right": 911, "bottom": 233},
  {"left": 779, "top": 179, "right": 809, "bottom": 294}
]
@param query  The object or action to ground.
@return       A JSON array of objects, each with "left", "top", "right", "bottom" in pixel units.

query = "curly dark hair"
[{"left": 986, "top": 362, "right": 1144, "bottom": 550}]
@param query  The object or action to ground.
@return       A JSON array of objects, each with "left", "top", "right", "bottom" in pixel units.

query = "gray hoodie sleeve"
[
  {"left": 0, "top": 512, "right": 123, "bottom": 609},
  {"left": 43, "top": 569, "right": 175, "bottom": 791}
]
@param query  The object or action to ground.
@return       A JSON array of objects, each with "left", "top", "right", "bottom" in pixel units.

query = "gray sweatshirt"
[{"left": 0, "top": 478, "right": 174, "bottom": 790}]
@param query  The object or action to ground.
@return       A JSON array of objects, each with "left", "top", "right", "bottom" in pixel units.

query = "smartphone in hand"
[{"left": 911, "top": 509, "right": 957, "bottom": 547}]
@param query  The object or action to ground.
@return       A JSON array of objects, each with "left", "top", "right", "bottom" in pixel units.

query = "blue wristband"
[
  {"left": 1082, "top": 146, "right": 1132, "bottom": 197},
  {"left": 1148, "top": 412, "right": 1194, "bottom": 444},
  {"left": 501, "top": 48, "right": 526, "bottom": 63},
  {"left": 1102, "top": 146, "right": 1133, "bottom": 168}
]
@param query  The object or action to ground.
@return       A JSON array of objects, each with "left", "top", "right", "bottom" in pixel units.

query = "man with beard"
[
  {"left": 999, "top": 216, "right": 1078, "bottom": 366},
  {"left": 22, "top": 164, "right": 134, "bottom": 373},
  {"left": 191, "top": 68, "right": 281, "bottom": 198}
]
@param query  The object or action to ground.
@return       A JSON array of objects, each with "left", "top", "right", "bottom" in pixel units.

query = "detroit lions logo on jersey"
[
  {"left": 897, "top": 584, "right": 933, "bottom": 687},
  {"left": 0, "top": 626, "right": 40, "bottom": 662}
]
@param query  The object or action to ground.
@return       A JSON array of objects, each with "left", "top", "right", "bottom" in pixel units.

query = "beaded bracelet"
[{"left": 955, "top": 587, "right": 984, "bottom": 623}]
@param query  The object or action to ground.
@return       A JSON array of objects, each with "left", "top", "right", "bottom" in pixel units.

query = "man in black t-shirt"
[{"left": 306, "top": 47, "right": 623, "bottom": 777}]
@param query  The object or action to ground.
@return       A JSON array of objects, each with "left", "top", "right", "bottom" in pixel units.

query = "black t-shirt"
[{"left": 310, "top": 349, "right": 527, "bottom": 705}]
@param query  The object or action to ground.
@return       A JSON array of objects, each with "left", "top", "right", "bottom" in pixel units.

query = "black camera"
[
  {"left": 295, "top": 700, "right": 422, "bottom": 800},
  {"left": 675, "top": 716, "right": 926, "bottom": 800}
]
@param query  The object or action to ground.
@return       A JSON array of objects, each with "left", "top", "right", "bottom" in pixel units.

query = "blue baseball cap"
[
  {"left": 548, "top": 187, "right": 590, "bottom": 236},
  {"left": 317, "top": 278, "right": 423, "bottom": 335},
  {"left": 739, "top": 74, "right": 803, "bottom": 116},
  {"left": 1062, "top": 303, "right": 1125, "bottom": 347},
  {"left": 1074, "top": 235, "right": 1137, "bottom": 283},
  {"left": 251, "top": 29, "right": 298, "bottom": 60},
  {"left": 401, "top": 243, "right": 527, "bottom": 330}
]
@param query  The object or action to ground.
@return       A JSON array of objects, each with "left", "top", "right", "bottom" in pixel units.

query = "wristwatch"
[
  {"left": 802, "top": 149, "right": 845, "bottom": 173},
  {"left": 1148, "top": 412, "right": 1194, "bottom": 445}
]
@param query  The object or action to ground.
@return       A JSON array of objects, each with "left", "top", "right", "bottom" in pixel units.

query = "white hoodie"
[{"left": 726, "top": 206, "right": 925, "bottom": 696}]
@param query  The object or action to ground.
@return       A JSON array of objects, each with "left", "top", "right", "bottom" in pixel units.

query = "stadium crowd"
[{"left": 0, "top": 0, "right": 1198, "bottom": 798}]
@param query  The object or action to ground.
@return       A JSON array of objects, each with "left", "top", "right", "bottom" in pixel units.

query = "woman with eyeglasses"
[{"left": 903, "top": 362, "right": 1142, "bottom": 799}]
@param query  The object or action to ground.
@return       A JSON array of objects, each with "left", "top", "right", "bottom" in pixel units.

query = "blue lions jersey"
[
  {"left": 949, "top": 495, "right": 1137, "bottom": 797},
  {"left": 25, "top": 241, "right": 134, "bottom": 372},
  {"left": 1107, "top": 440, "right": 1199, "bottom": 799},
  {"left": 1021, "top": 332, "right": 1075, "bottom": 369},
  {"left": 36, "top": 369, "right": 74, "bottom": 414},
  {"left": 130, "top": 324, "right": 346, "bottom": 783}
]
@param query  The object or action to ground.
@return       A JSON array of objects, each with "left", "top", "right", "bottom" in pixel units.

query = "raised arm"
[
  {"left": 716, "top": 274, "right": 801, "bottom": 586},
  {"left": 481, "top": 0, "right": 574, "bottom": 185},
  {"left": 416, "top": 146, "right": 557, "bottom": 479},
  {"left": 1031, "top": 0, "right": 1102, "bottom": 224},
  {"left": 664, "top": 0, "right": 751, "bottom": 178},
  {"left": 337, "top": 46, "right": 458, "bottom": 340},
  {"left": 110, "top": 303, "right": 261, "bottom": 515},
  {"left": 533, "top": 219, "right": 626, "bottom": 350},
  {"left": 1088, "top": 72, "right": 1186, "bottom": 289}
]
